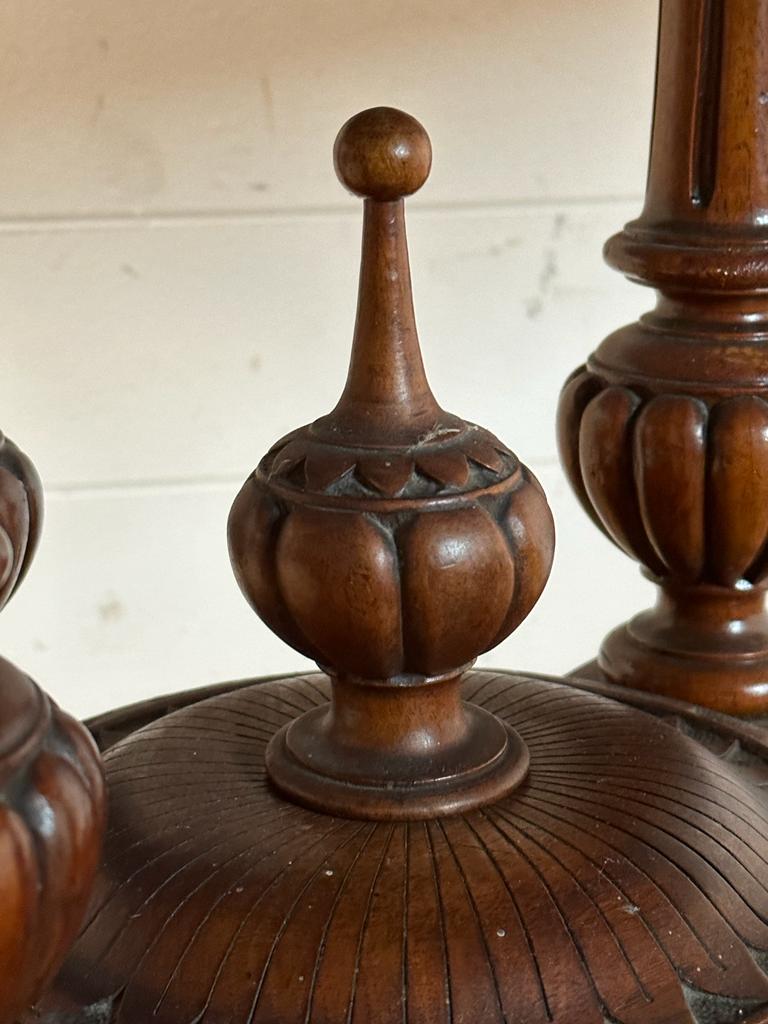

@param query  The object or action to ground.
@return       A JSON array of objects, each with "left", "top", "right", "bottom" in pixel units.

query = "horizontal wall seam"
[{"left": 0, "top": 194, "right": 643, "bottom": 234}]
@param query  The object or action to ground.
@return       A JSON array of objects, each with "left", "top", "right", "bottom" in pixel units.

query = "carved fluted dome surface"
[{"left": 32, "top": 672, "right": 768, "bottom": 1024}]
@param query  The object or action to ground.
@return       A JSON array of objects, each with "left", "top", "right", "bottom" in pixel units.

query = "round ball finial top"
[{"left": 333, "top": 106, "right": 432, "bottom": 201}]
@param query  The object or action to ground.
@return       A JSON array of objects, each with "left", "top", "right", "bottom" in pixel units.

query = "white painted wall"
[{"left": 0, "top": 0, "right": 659, "bottom": 717}]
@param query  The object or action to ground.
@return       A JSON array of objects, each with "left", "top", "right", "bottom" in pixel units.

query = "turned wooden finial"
[
  {"left": 322, "top": 108, "right": 447, "bottom": 445},
  {"left": 229, "top": 107, "right": 554, "bottom": 818},
  {"left": 0, "top": 434, "right": 42, "bottom": 608},
  {"left": 0, "top": 437, "right": 105, "bottom": 1024},
  {"left": 558, "top": 0, "right": 768, "bottom": 715}
]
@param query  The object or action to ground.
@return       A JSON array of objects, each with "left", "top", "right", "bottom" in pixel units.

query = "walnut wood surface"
[
  {"left": 0, "top": 432, "right": 42, "bottom": 612},
  {"left": 31, "top": 95, "right": 768, "bottom": 1024},
  {"left": 0, "top": 661, "right": 105, "bottom": 1024},
  {"left": 29, "top": 670, "right": 768, "bottom": 1024},
  {"left": 228, "top": 107, "right": 553, "bottom": 818},
  {"left": 0, "top": 437, "right": 105, "bottom": 1024},
  {"left": 83, "top": 668, "right": 768, "bottom": 767},
  {"left": 558, "top": 0, "right": 768, "bottom": 714}
]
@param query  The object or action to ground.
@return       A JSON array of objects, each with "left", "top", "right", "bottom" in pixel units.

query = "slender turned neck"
[
  {"left": 656, "top": 579, "right": 768, "bottom": 629},
  {"left": 326, "top": 674, "right": 472, "bottom": 759},
  {"left": 317, "top": 199, "right": 447, "bottom": 446}
]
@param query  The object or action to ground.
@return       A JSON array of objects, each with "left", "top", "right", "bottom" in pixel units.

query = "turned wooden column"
[
  {"left": 558, "top": 0, "right": 768, "bottom": 715},
  {"left": 0, "top": 436, "right": 105, "bottom": 1023}
]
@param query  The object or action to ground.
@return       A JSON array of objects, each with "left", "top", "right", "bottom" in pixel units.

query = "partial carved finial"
[
  {"left": 0, "top": 660, "right": 105, "bottom": 1024},
  {"left": 557, "top": 0, "right": 768, "bottom": 714},
  {"left": 229, "top": 107, "right": 554, "bottom": 818},
  {"left": 0, "top": 436, "right": 105, "bottom": 1024},
  {"left": 0, "top": 432, "right": 42, "bottom": 608}
]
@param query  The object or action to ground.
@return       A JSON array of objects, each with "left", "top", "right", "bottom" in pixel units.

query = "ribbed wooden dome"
[{"left": 33, "top": 671, "right": 768, "bottom": 1024}]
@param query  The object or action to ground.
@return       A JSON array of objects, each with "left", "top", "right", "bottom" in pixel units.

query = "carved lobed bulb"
[
  {"left": 0, "top": 660, "right": 105, "bottom": 1024},
  {"left": 0, "top": 435, "right": 105, "bottom": 1023},
  {"left": 0, "top": 432, "right": 42, "bottom": 609},
  {"left": 229, "top": 449, "right": 552, "bottom": 682},
  {"left": 559, "top": 369, "right": 768, "bottom": 590},
  {"left": 228, "top": 108, "right": 554, "bottom": 687}
]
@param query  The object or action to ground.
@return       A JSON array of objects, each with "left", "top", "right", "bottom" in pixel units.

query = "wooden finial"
[
  {"left": 229, "top": 107, "right": 555, "bottom": 818},
  {"left": 318, "top": 107, "right": 451, "bottom": 445},
  {"left": 0, "top": 433, "right": 42, "bottom": 609},
  {"left": 558, "top": 0, "right": 768, "bottom": 714},
  {"left": 0, "top": 437, "right": 105, "bottom": 1024}
]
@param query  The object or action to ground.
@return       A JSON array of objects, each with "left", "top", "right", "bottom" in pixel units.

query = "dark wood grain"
[
  {"left": 557, "top": 0, "right": 768, "bottom": 714},
  {"left": 30, "top": 93, "right": 768, "bottom": 1024},
  {"left": 0, "top": 432, "right": 42, "bottom": 609},
  {"left": 82, "top": 669, "right": 768, "bottom": 771},
  {"left": 30, "top": 671, "right": 768, "bottom": 1024},
  {"left": 228, "top": 107, "right": 554, "bottom": 818},
  {"left": 0, "top": 661, "right": 105, "bottom": 1024},
  {"left": 0, "top": 438, "right": 105, "bottom": 1024}
]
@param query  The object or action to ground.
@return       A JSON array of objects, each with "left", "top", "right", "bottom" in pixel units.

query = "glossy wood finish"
[
  {"left": 0, "top": 661, "right": 105, "bottom": 1024},
  {"left": 0, "top": 433, "right": 42, "bottom": 602},
  {"left": 81, "top": 669, "right": 768, "bottom": 763},
  {"left": 229, "top": 107, "right": 554, "bottom": 818},
  {"left": 558, "top": 0, "right": 768, "bottom": 714},
  {"left": 30, "top": 670, "right": 768, "bottom": 1024},
  {"left": 0, "top": 436, "right": 105, "bottom": 1024},
  {"left": 33, "top": 103, "right": 768, "bottom": 1024}
]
